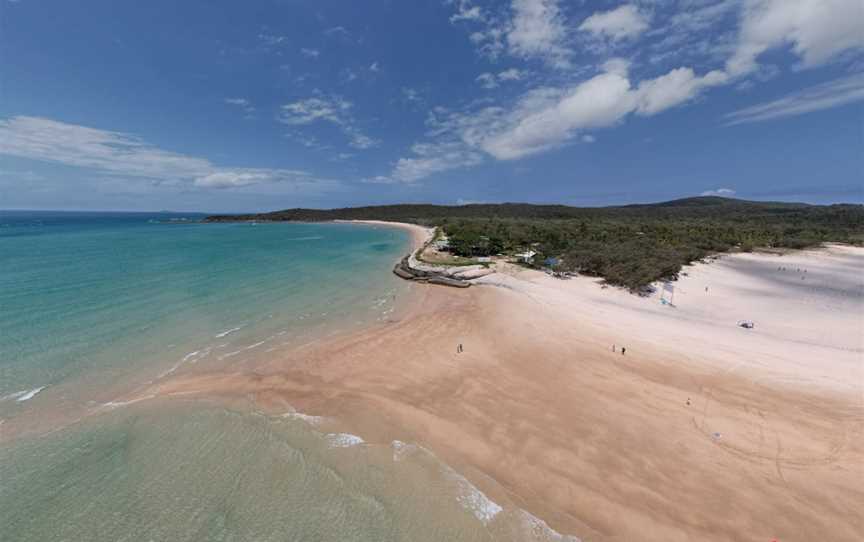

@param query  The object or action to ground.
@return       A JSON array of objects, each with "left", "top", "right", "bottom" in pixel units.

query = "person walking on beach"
[
  {"left": 621, "top": 347, "right": 626, "bottom": 355},
  {"left": 457, "top": 343, "right": 463, "bottom": 353}
]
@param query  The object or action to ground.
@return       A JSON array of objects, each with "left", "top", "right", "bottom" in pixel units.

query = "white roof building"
[{"left": 515, "top": 250, "right": 536, "bottom": 262}]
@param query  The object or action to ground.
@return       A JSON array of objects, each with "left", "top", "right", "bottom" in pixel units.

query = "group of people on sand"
[
  {"left": 778, "top": 265, "right": 810, "bottom": 280},
  {"left": 612, "top": 344, "right": 626, "bottom": 355}
]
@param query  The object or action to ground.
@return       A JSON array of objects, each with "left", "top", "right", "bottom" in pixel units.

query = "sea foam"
[
  {"left": 448, "top": 469, "right": 503, "bottom": 525},
  {"left": 2, "top": 386, "right": 47, "bottom": 402},
  {"left": 389, "top": 439, "right": 503, "bottom": 525},
  {"left": 326, "top": 433, "right": 365, "bottom": 448}
]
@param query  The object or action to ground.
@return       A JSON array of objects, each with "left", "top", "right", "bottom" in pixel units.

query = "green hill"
[{"left": 205, "top": 197, "right": 864, "bottom": 290}]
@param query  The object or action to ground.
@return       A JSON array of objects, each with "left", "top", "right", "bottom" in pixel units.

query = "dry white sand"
[{"left": 478, "top": 244, "right": 864, "bottom": 397}]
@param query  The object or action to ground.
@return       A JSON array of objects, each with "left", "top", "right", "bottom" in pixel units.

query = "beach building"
[
  {"left": 433, "top": 235, "right": 450, "bottom": 250},
  {"left": 515, "top": 250, "right": 536, "bottom": 263}
]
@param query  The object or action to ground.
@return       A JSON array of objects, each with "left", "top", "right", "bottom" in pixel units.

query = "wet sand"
[{"left": 141, "top": 230, "right": 864, "bottom": 541}]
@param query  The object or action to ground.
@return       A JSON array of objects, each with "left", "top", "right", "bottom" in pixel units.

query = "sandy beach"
[{"left": 140, "top": 223, "right": 862, "bottom": 541}]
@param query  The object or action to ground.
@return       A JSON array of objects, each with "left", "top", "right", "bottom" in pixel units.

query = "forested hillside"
[{"left": 206, "top": 197, "right": 864, "bottom": 289}]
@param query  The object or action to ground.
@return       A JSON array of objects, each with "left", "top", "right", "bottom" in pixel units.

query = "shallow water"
[
  {"left": 0, "top": 211, "right": 578, "bottom": 541},
  {"left": 0, "top": 212, "right": 407, "bottom": 406}
]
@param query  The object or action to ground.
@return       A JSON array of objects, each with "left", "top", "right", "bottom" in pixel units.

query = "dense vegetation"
[{"left": 206, "top": 197, "right": 864, "bottom": 290}]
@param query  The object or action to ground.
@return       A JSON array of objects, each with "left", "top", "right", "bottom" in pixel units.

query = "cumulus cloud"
[
  {"left": 578, "top": 4, "right": 650, "bottom": 42},
  {"left": 300, "top": 47, "right": 320, "bottom": 58},
  {"left": 0, "top": 116, "right": 335, "bottom": 191},
  {"left": 384, "top": 0, "right": 864, "bottom": 183},
  {"left": 507, "top": 0, "right": 571, "bottom": 68},
  {"left": 634, "top": 67, "right": 728, "bottom": 115},
  {"left": 724, "top": 73, "right": 864, "bottom": 125},
  {"left": 478, "top": 62, "right": 727, "bottom": 160},
  {"left": 700, "top": 187, "right": 737, "bottom": 197},
  {"left": 279, "top": 95, "right": 379, "bottom": 149},
  {"left": 727, "top": 0, "right": 864, "bottom": 77}
]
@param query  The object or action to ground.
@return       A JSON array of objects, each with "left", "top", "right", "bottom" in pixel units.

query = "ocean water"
[{"left": 0, "top": 211, "right": 576, "bottom": 541}]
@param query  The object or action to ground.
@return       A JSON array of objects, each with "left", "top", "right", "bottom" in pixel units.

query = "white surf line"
[
  {"left": 215, "top": 325, "right": 245, "bottom": 338},
  {"left": 387, "top": 439, "right": 502, "bottom": 525},
  {"left": 388, "top": 439, "right": 583, "bottom": 539},
  {"left": 157, "top": 347, "right": 218, "bottom": 379},
  {"left": 1, "top": 386, "right": 48, "bottom": 403},
  {"left": 101, "top": 394, "right": 156, "bottom": 409},
  {"left": 281, "top": 411, "right": 326, "bottom": 426},
  {"left": 218, "top": 339, "right": 269, "bottom": 360}
]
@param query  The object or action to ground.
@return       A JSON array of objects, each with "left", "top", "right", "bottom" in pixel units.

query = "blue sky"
[{"left": 1, "top": 0, "right": 862, "bottom": 212}]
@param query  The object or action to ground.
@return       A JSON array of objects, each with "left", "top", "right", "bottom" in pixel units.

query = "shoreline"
[
  {"left": 333, "top": 219, "right": 434, "bottom": 255},
  {"left": 6, "top": 219, "right": 861, "bottom": 540},
  {"left": 143, "top": 237, "right": 863, "bottom": 540}
]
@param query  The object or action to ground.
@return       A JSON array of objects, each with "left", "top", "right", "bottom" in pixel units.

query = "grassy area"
[{"left": 417, "top": 252, "right": 485, "bottom": 266}]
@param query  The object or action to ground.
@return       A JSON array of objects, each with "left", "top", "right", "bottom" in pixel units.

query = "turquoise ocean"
[{"left": 0, "top": 211, "right": 576, "bottom": 542}]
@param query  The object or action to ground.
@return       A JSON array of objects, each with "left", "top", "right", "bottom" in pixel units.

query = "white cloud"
[
  {"left": 645, "top": 1, "right": 740, "bottom": 66},
  {"left": 258, "top": 33, "right": 288, "bottom": 46},
  {"left": 0, "top": 116, "right": 333, "bottom": 191},
  {"left": 224, "top": 97, "right": 255, "bottom": 114},
  {"left": 344, "top": 127, "right": 379, "bottom": 150},
  {"left": 480, "top": 69, "right": 636, "bottom": 159},
  {"left": 279, "top": 96, "right": 351, "bottom": 125},
  {"left": 194, "top": 169, "right": 308, "bottom": 189},
  {"left": 578, "top": 4, "right": 650, "bottom": 42},
  {"left": 469, "top": 27, "right": 507, "bottom": 60},
  {"left": 278, "top": 95, "right": 379, "bottom": 149},
  {"left": 340, "top": 68, "right": 359, "bottom": 82},
  {"left": 476, "top": 68, "right": 526, "bottom": 89},
  {"left": 324, "top": 26, "right": 351, "bottom": 38},
  {"left": 402, "top": 87, "right": 424, "bottom": 104},
  {"left": 285, "top": 131, "right": 324, "bottom": 149},
  {"left": 384, "top": 141, "right": 485, "bottom": 183},
  {"left": 378, "top": 0, "right": 864, "bottom": 183},
  {"left": 507, "top": 0, "right": 571, "bottom": 68},
  {"left": 724, "top": 73, "right": 864, "bottom": 125},
  {"left": 581, "top": 134, "right": 596, "bottom": 143},
  {"left": 476, "top": 73, "right": 499, "bottom": 89},
  {"left": 498, "top": 68, "right": 525, "bottom": 81},
  {"left": 450, "top": 0, "right": 484, "bottom": 23},
  {"left": 701, "top": 187, "right": 737, "bottom": 197},
  {"left": 727, "top": 0, "right": 864, "bottom": 77},
  {"left": 634, "top": 67, "right": 728, "bottom": 115},
  {"left": 300, "top": 47, "right": 320, "bottom": 58},
  {"left": 369, "top": 61, "right": 380, "bottom": 72}
]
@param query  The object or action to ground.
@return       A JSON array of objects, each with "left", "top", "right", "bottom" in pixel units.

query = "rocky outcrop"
[{"left": 392, "top": 256, "right": 472, "bottom": 288}]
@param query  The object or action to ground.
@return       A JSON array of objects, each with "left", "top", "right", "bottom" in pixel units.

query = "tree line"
[{"left": 206, "top": 197, "right": 864, "bottom": 290}]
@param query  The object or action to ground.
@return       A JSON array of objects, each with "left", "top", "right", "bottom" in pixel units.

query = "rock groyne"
[{"left": 392, "top": 256, "right": 472, "bottom": 288}]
